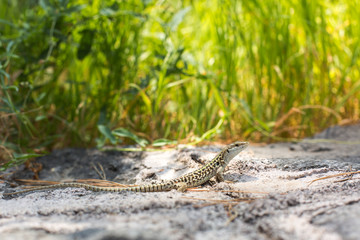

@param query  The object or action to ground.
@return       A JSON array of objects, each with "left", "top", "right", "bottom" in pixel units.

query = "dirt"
[{"left": 1, "top": 124, "right": 360, "bottom": 240}]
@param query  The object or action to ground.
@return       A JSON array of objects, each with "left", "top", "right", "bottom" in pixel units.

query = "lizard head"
[{"left": 224, "top": 141, "right": 249, "bottom": 163}]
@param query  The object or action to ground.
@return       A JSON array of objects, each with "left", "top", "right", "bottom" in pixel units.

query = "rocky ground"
[{"left": 1, "top": 124, "right": 359, "bottom": 240}]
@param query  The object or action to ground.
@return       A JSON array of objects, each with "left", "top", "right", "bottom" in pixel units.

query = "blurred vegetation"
[{"left": 1, "top": 0, "right": 359, "bottom": 168}]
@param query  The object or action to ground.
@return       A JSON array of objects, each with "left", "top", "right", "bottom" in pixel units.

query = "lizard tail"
[
  {"left": 3, "top": 182, "right": 172, "bottom": 196},
  {"left": 3, "top": 183, "right": 125, "bottom": 196}
]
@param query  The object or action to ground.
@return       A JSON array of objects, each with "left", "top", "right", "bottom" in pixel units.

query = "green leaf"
[
  {"left": 100, "top": 8, "right": 117, "bottom": 16},
  {"left": 0, "top": 69, "right": 10, "bottom": 78},
  {"left": 2, "top": 85, "right": 18, "bottom": 91},
  {"left": 1, "top": 97, "right": 13, "bottom": 109},
  {"left": 6, "top": 40, "right": 16, "bottom": 52},
  {"left": 169, "top": 7, "right": 191, "bottom": 32},
  {"left": 35, "top": 115, "right": 47, "bottom": 121},
  {"left": 255, "top": 118, "right": 271, "bottom": 132},
  {"left": 96, "top": 137, "right": 106, "bottom": 148},
  {"left": 97, "top": 125, "right": 117, "bottom": 144},
  {"left": 129, "top": 83, "right": 152, "bottom": 113},
  {"left": 35, "top": 92, "right": 47, "bottom": 102},
  {"left": 0, "top": 152, "right": 42, "bottom": 171},
  {"left": 13, "top": 153, "right": 42, "bottom": 160},
  {"left": 152, "top": 139, "right": 177, "bottom": 147},
  {"left": 196, "top": 117, "right": 224, "bottom": 143},
  {"left": 208, "top": 79, "right": 228, "bottom": 114},
  {"left": 112, "top": 128, "right": 149, "bottom": 147}
]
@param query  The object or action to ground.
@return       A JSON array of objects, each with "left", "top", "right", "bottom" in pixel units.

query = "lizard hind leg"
[{"left": 175, "top": 182, "right": 188, "bottom": 192}]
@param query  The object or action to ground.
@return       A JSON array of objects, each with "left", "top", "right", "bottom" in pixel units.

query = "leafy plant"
[{"left": 1, "top": 0, "right": 359, "bottom": 169}]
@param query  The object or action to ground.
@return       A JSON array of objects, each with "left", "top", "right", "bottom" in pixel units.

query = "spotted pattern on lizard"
[{"left": 3, "top": 142, "right": 248, "bottom": 196}]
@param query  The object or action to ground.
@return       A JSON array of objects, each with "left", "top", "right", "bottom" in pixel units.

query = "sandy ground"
[{"left": 1, "top": 124, "right": 360, "bottom": 240}]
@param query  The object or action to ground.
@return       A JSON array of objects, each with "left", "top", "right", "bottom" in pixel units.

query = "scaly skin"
[{"left": 3, "top": 142, "right": 248, "bottom": 195}]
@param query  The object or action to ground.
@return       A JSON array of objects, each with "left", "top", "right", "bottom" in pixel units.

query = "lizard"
[{"left": 3, "top": 141, "right": 248, "bottom": 196}]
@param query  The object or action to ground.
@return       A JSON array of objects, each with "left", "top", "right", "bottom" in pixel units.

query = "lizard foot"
[
  {"left": 215, "top": 173, "right": 224, "bottom": 182},
  {"left": 175, "top": 182, "right": 188, "bottom": 192},
  {"left": 207, "top": 179, "right": 217, "bottom": 186}
]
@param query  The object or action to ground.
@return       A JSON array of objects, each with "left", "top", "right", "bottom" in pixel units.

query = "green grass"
[{"left": 1, "top": 0, "right": 359, "bottom": 168}]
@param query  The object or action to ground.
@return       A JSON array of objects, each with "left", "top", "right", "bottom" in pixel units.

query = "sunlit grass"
[{"left": 0, "top": 0, "right": 359, "bottom": 167}]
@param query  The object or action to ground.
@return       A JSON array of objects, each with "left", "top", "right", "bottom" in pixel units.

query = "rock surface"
[{"left": 1, "top": 124, "right": 360, "bottom": 240}]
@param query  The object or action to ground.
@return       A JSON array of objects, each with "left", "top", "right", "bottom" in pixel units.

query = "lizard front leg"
[
  {"left": 215, "top": 166, "right": 234, "bottom": 184},
  {"left": 215, "top": 166, "right": 225, "bottom": 182},
  {"left": 207, "top": 168, "right": 225, "bottom": 186},
  {"left": 206, "top": 174, "right": 224, "bottom": 186}
]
